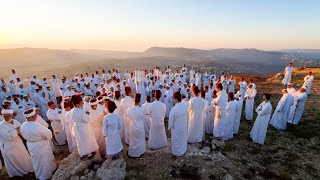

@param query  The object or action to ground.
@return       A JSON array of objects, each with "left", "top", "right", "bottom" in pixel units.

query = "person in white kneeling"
[
  {"left": 250, "top": 93, "right": 272, "bottom": 145},
  {"left": 0, "top": 109, "right": 33, "bottom": 178},
  {"left": 21, "top": 108, "right": 56, "bottom": 180}
]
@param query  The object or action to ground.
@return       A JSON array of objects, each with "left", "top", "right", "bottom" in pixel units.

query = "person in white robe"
[
  {"left": 168, "top": 91, "right": 188, "bottom": 156},
  {"left": 239, "top": 78, "right": 247, "bottom": 99},
  {"left": 119, "top": 86, "right": 134, "bottom": 144},
  {"left": 282, "top": 63, "right": 294, "bottom": 85},
  {"left": 46, "top": 101, "right": 67, "bottom": 145},
  {"left": 148, "top": 90, "right": 167, "bottom": 149},
  {"left": 250, "top": 93, "right": 272, "bottom": 145},
  {"left": 127, "top": 94, "right": 146, "bottom": 157},
  {"left": 60, "top": 100, "right": 75, "bottom": 152},
  {"left": 187, "top": 86, "right": 205, "bottom": 143},
  {"left": 141, "top": 96, "right": 151, "bottom": 139},
  {"left": 64, "top": 85, "right": 76, "bottom": 97},
  {"left": 21, "top": 95, "right": 35, "bottom": 109},
  {"left": 288, "top": 87, "right": 308, "bottom": 125},
  {"left": 195, "top": 71, "right": 202, "bottom": 88},
  {"left": 164, "top": 85, "right": 173, "bottom": 118},
  {"left": 227, "top": 76, "right": 236, "bottom": 94},
  {"left": 303, "top": 71, "right": 314, "bottom": 95},
  {"left": 51, "top": 75, "right": 62, "bottom": 98},
  {"left": 213, "top": 83, "right": 228, "bottom": 139},
  {"left": 244, "top": 84, "right": 257, "bottom": 120},
  {"left": 206, "top": 90, "right": 217, "bottom": 134},
  {"left": 200, "top": 90, "right": 209, "bottom": 140},
  {"left": 21, "top": 108, "right": 56, "bottom": 180},
  {"left": 89, "top": 98, "right": 105, "bottom": 156},
  {"left": 0, "top": 109, "right": 33, "bottom": 177},
  {"left": 70, "top": 94, "right": 99, "bottom": 159},
  {"left": 224, "top": 92, "right": 236, "bottom": 140},
  {"left": 233, "top": 93, "right": 243, "bottom": 134},
  {"left": 102, "top": 101, "right": 123, "bottom": 159},
  {"left": 270, "top": 89, "right": 294, "bottom": 130},
  {"left": 286, "top": 82, "right": 296, "bottom": 96},
  {"left": 114, "top": 90, "right": 125, "bottom": 141}
]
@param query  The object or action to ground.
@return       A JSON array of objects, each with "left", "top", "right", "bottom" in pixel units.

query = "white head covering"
[
  {"left": 1, "top": 109, "right": 13, "bottom": 114},
  {"left": 24, "top": 108, "right": 36, "bottom": 118}
]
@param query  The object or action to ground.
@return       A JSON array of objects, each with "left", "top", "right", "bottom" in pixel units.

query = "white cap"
[
  {"left": 24, "top": 108, "right": 36, "bottom": 118},
  {"left": 234, "top": 94, "right": 239, "bottom": 99},
  {"left": 1, "top": 109, "right": 13, "bottom": 114}
]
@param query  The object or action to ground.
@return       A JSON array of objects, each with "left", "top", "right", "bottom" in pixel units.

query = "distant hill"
[{"left": 0, "top": 47, "right": 305, "bottom": 78}]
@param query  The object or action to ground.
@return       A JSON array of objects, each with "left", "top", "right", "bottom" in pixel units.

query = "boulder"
[
  {"left": 52, "top": 152, "right": 94, "bottom": 180},
  {"left": 211, "top": 139, "right": 225, "bottom": 150},
  {"left": 96, "top": 157, "right": 126, "bottom": 180}
]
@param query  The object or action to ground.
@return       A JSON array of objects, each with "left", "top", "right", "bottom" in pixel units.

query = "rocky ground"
[{"left": 1, "top": 68, "right": 319, "bottom": 179}]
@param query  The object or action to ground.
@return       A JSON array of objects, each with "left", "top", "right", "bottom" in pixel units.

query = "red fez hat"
[
  {"left": 125, "top": 86, "right": 131, "bottom": 94},
  {"left": 64, "top": 100, "right": 73, "bottom": 108},
  {"left": 134, "top": 93, "right": 141, "bottom": 104},
  {"left": 71, "top": 94, "right": 83, "bottom": 105},
  {"left": 173, "top": 91, "right": 181, "bottom": 100},
  {"left": 106, "top": 100, "right": 117, "bottom": 113},
  {"left": 154, "top": 90, "right": 161, "bottom": 98},
  {"left": 216, "top": 83, "right": 223, "bottom": 90},
  {"left": 47, "top": 101, "right": 54, "bottom": 107},
  {"left": 192, "top": 85, "right": 199, "bottom": 94},
  {"left": 228, "top": 92, "right": 234, "bottom": 100},
  {"left": 212, "top": 90, "right": 217, "bottom": 96},
  {"left": 115, "top": 90, "right": 121, "bottom": 99}
]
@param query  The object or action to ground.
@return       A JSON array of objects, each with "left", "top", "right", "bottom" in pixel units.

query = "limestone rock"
[
  {"left": 96, "top": 157, "right": 126, "bottom": 180},
  {"left": 52, "top": 152, "right": 93, "bottom": 180},
  {"left": 211, "top": 139, "right": 225, "bottom": 150}
]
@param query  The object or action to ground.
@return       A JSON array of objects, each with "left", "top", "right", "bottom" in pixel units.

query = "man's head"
[
  {"left": 24, "top": 108, "right": 37, "bottom": 121},
  {"left": 299, "top": 86, "right": 307, "bottom": 93},
  {"left": 2, "top": 109, "right": 13, "bottom": 122},
  {"left": 48, "top": 101, "right": 56, "bottom": 109},
  {"left": 216, "top": 83, "right": 223, "bottom": 92},
  {"left": 263, "top": 93, "right": 271, "bottom": 101},
  {"left": 282, "top": 89, "right": 288, "bottom": 94}
]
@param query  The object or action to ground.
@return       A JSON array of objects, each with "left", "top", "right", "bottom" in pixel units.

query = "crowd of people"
[{"left": 0, "top": 63, "right": 314, "bottom": 179}]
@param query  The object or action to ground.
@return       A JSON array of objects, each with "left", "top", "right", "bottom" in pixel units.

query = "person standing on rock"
[
  {"left": 187, "top": 86, "right": 205, "bottom": 143},
  {"left": 148, "top": 90, "right": 167, "bottom": 149},
  {"left": 282, "top": 63, "right": 294, "bottom": 86},
  {"left": 270, "top": 89, "right": 294, "bottom": 131},
  {"left": 21, "top": 108, "right": 56, "bottom": 180},
  {"left": 213, "top": 83, "right": 228, "bottom": 139},
  {"left": 102, "top": 100, "right": 123, "bottom": 159},
  {"left": 0, "top": 109, "right": 34, "bottom": 178},
  {"left": 250, "top": 93, "right": 272, "bottom": 145},
  {"left": 168, "top": 91, "right": 188, "bottom": 156},
  {"left": 127, "top": 94, "right": 146, "bottom": 157},
  {"left": 71, "top": 94, "right": 99, "bottom": 159},
  {"left": 244, "top": 84, "right": 257, "bottom": 121}
]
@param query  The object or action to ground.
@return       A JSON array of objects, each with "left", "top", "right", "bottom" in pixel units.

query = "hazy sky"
[{"left": 0, "top": 0, "right": 320, "bottom": 51}]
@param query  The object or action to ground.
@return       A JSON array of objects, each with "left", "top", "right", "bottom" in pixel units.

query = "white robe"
[
  {"left": 168, "top": 102, "right": 188, "bottom": 156},
  {"left": 245, "top": 88, "right": 257, "bottom": 120},
  {"left": 250, "top": 101, "right": 272, "bottom": 145},
  {"left": 102, "top": 113, "right": 123, "bottom": 156},
  {"left": 46, "top": 108, "right": 67, "bottom": 145},
  {"left": 65, "top": 110, "right": 77, "bottom": 152},
  {"left": 287, "top": 87, "right": 296, "bottom": 96},
  {"left": 233, "top": 98, "right": 243, "bottom": 134},
  {"left": 303, "top": 75, "right": 314, "bottom": 95},
  {"left": 270, "top": 93, "right": 294, "bottom": 130},
  {"left": 89, "top": 109, "right": 105, "bottom": 155},
  {"left": 35, "top": 115, "right": 55, "bottom": 152},
  {"left": 148, "top": 101, "right": 167, "bottom": 149},
  {"left": 127, "top": 106, "right": 146, "bottom": 157},
  {"left": 164, "top": 89, "right": 173, "bottom": 117},
  {"left": 0, "top": 120, "right": 33, "bottom": 177},
  {"left": 51, "top": 78, "right": 62, "bottom": 97},
  {"left": 213, "top": 90, "right": 228, "bottom": 138},
  {"left": 224, "top": 101, "right": 236, "bottom": 140},
  {"left": 239, "top": 81, "right": 247, "bottom": 99},
  {"left": 282, "top": 66, "right": 294, "bottom": 85},
  {"left": 288, "top": 92, "right": 307, "bottom": 125},
  {"left": 71, "top": 108, "right": 99, "bottom": 156},
  {"left": 227, "top": 79, "right": 236, "bottom": 93},
  {"left": 119, "top": 96, "right": 134, "bottom": 144},
  {"left": 202, "top": 98, "right": 209, "bottom": 139},
  {"left": 187, "top": 96, "right": 204, "bottom": 143},
  {"left": 206, "top": 99, "right": 215, "bottom": 134},
  {"left": 21, "top": 121, "right": 56, "bottom": 180},
  {"left": 141, "top": 102, "right": 151, "bottom": 139}
]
